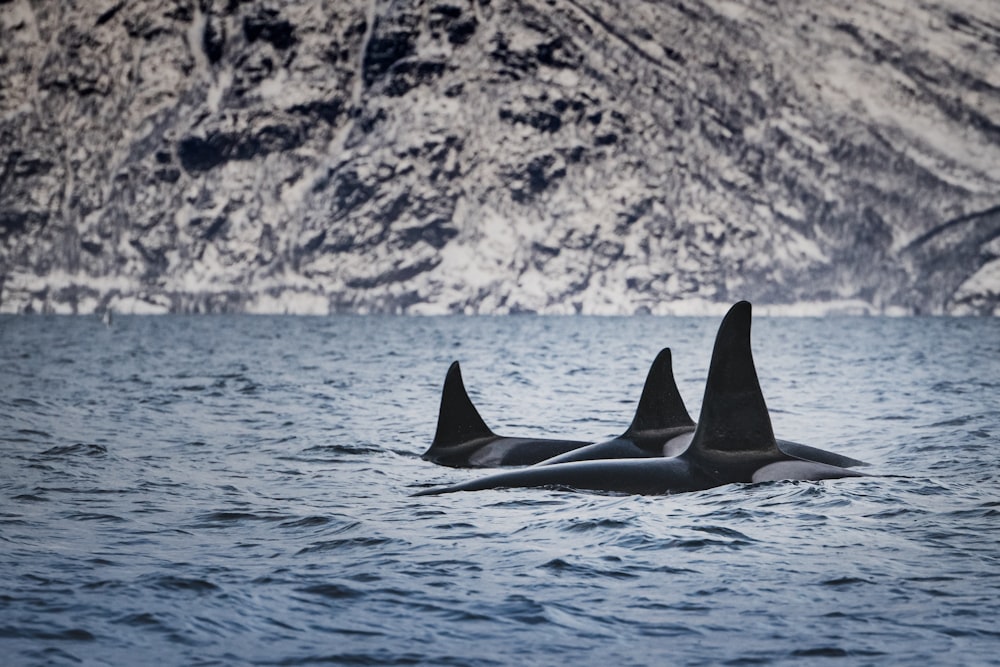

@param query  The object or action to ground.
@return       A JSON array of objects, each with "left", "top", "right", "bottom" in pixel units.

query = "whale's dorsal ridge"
[
  {"left": 623, "top": 347, "right": 695, "bottom": 437},
  {"left": 430, "top": 361, "right": 495, "bottom": 449},
  {"left": 686, "top": 301, "right": 782, "bottom": 480}
]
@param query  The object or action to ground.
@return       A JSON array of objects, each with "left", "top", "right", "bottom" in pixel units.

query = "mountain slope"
[{"left": 2, "top": 0, "right": 999, "bottom": 314}]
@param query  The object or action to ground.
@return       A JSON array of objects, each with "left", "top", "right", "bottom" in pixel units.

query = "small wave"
[
  {"left": 16, "top": 428, "right": 51, "bottom": 438},
  {"left": 929, "top": 415, "right": 978, "bottom": 427},
  {"left": 792, "top": 646, "right": 889, "bottom": 659},
  {"left": 64, "top": 512, "right": 127, "bottom": 523},
  {"left": 560, "top": 517, "right": 634, "bottom": 533},
  {"left": 11, "top": 397, "right": 47, "bottom": 408},
  {"left": 941, "top": 626, "right": 1000, "bottom": 639},
  {"left": 669, "top": 537, "right": 745, "bottom": 550},
  {"left": 412, "top": 559, "right": 483, "bottom": 575},
  {"left": 179, "top": 440, "right": 208, "bottom": 448},
  {"left": 792, "top": 647, "right": 849, "bottom": 658},
  {"left": 280, "top": 516, "right": 333, "bottom": 528},
  {"left": 752, "top": 481, "right": 846, "bottom": 506},
  {"left": 484, "top": 498, "right": 569, "bottom": 509},
  {"left": 821, "top": 576, "right": 875, "bottom": 587},
  {"left": 147, "top": 575, "right": 219, "bottom": 593},
  {"left": 930, "top": 381, "right": 969, "bottom": 394},
  {"left": 36, "top": 443, "right": 108, "bottom": 457},
  {"left": 691, "top": 525, "right": 757, "bottom": 542},
  {"left": 631, "top": 619, "right": 705, "bottom": 639},
  {"left": 945, "top": 506, "right": 1000, "bottom": 520},
  {"left": 113, "top": 612, "right": 166, "bottom": 628},
  {"left": 892, "top": 478, "right": 953, "bottom": 496},
  {"left": 81, "top": 579, "right": 127, "bottom": 591},
  {"left": 879, "top": 414, "right": 917, "bottom": 421},
  {"left": 279, "top": 443, "right": 386, "bottom": 462},
  {"left": 31, "top": 485, "right": 128, "bottom": 496},
  {"left": 611, "top": 531, "right": 748, "bottom": 551},
  {"left": 0, "top": 626, "right": 95, "bottom": 641},
  {"left": 193, "top": 510, "right": 292, "bottom": 527},
  {"left": 273, "top": 651, "right": 482, "bottom": 666},
  {"left": 296, "top": 583, "right": 364, "bottom": 599},
  {"left": 493, "top": 593, "right": 547, "bottom": 625},
  {"left": 295, "top": 536, "right": 400, "bottom": 555},
  {"left": 700, "top": 507, "right": 762, "bottom": 521},
  {"left": 541, "top": 557, "right": 638, "bottom": 580},
  {"left": 0, "top": 517, "right": 30, "bottom": 526}
]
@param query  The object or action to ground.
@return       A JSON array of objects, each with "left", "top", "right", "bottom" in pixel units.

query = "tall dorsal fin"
[
  {"left": 624, "top": 348, "right": 695, "bottom": 436},
  {"left": 686, "top": 302, "right": 782, "bottom": 481},
  {"left": 430, "top": 361, "right": 495, "bottom": 448}
]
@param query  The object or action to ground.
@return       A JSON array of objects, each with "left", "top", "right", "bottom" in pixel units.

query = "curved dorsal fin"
[
  {"left": 624, "top": 348, "right": 695, "bottom": 436},
  {"left": 430, "top": 361, "right": 495, "bottom": 448},
  {"left": 686, "top": 302, "right": 781, "bottom": 480}
]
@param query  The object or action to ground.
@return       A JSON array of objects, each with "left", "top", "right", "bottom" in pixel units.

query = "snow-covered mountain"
[{"left": 2, "top": 0, "right": 999, "bottom": 315}]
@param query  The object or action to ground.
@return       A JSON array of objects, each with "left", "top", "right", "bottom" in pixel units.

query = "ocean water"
[{"left": 1, "top": 313, "right": 998, "bottom": 666}]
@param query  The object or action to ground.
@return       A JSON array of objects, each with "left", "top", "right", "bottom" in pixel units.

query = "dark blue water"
[{"left": 1, "top": 314, "right": 998, "bottom": 666}]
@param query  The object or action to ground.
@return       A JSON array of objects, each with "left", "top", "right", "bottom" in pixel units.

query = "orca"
[
  {"left": 538, "top": 399, "right": 866, "bottom": 469},
  {"left": 413, "top": 301, "right": 866, "bottom": 496},
  {"left": 530, "top": 347, "right": 697, "bottom": 464},
  {"left": 421, "top": 349, "right": 694, "bottom": 467},
  {"left": 420, "top": 361, "right": 591, "bottom": 467},
  {"left": 532, "top": 348, "right": 866, "bottom": 469}
]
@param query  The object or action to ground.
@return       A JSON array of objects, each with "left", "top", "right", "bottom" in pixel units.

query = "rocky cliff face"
[{"left": 2, "top": 0, "right": 999, "bottom": 315}]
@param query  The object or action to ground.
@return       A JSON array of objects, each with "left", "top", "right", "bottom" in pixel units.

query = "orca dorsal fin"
[
  {"left": 624, "top": 348, "right": 695, "bottom": 437},
  {"left": 430, "top": 361, "right": 495, "bottom": 449},
  {"left": 686, "top": 302, "right": 782, "bottom": 481}
]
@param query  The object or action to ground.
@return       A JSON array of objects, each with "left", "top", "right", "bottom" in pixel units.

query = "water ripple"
[
  {"left": 0, "top": 314, "right": 997, "bottom": 666},
  {"left": 36, "top": 443, "right": 108, "bottom": 457}
]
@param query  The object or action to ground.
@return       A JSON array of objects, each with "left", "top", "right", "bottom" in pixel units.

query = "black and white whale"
[
  {"left": 421, "top": 348, "right": 695, "bottom": 467},
  {"left": 424, "top": 344, "right": 867, "bottom": 470},
  {"left": 413, "top": 301, "right": 866, "bottom": 496},
  {"left": 420, "top": 361, "right": 589, "bottom": 467},
  {"left": 536, "top": 360, "right": 867, "bottom": 468}
]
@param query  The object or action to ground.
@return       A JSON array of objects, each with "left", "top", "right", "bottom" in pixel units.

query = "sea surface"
[{"left": 1, "top": 313, "right": 998, "bottom": 666}]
